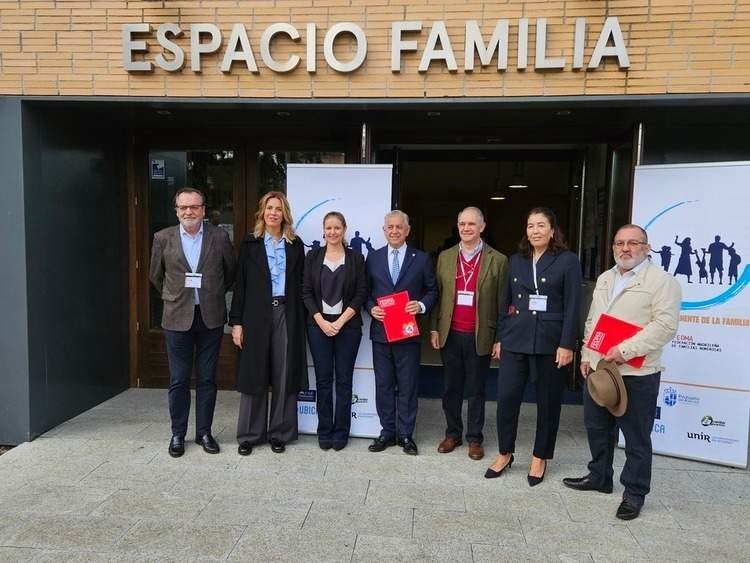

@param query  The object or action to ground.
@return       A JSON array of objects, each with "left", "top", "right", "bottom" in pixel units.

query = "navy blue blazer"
[
  {"left": 496, "top": 249, "right": 582, "bottom": 354},
  {"left": 366, "top": 245, "right": 438, "bottom": 344}
]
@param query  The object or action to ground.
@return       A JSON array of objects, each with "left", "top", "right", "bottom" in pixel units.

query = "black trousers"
[
  {"left": 584, "top": 371, "right": 661, "bottom": 508},
  {"left": 441, "top": 330, "right": 490, "bottom": 444},
  {"left": 307, "top": 320, "right": 362, "bottom": 445},
  {"left": 496, "top": 351, "right": 566, "bottom": 459},
  {"left": 163, "top": 305, "right": 223, "bottom": 439}
]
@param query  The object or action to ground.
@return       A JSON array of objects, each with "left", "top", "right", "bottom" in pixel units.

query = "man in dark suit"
[
  {"left": 429, "top": 207, "right": 508, "bottom": 461},
  {"left": 149, "top": 187, "right": 236, "bottom": 458},
  {"left": 366, "top": 210, "right": 438, "bottom": 455}
]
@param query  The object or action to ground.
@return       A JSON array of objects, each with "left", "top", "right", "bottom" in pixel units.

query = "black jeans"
[
  {"left": 440, "top": 330, "right": 490, "bottom": 444},
  {"left": 307, "top": 321, "right": 362, "bottom": 444},
  {"left": 163, "top": 306, "right": 223, "bottom": 439},
  {"left": 584, "top": 371, "right": 661, "bottom": 508}
]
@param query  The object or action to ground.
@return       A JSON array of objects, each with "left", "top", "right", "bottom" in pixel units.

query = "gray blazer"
[{"left": 149, "top": 223, "right": 236, "bottom": 331}]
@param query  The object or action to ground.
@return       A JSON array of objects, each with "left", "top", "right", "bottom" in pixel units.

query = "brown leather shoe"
[
  {"left": 468, "top": 442, "right": 484, "bottom": 460},
  {"left": 437, "top": 436, "right": 462, "bottom": 453}
]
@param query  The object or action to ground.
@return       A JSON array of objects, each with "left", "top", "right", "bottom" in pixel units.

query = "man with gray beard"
[{"left": 563, "top": 224, "right": 681, "bottom": 521}]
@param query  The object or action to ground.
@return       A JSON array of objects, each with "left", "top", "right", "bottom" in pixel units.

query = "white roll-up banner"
[
  {"left": 629, "top": 161, "right": 749, "bottom": 468},
  {"left": 287, "top": 163, "right": 393, "bottom": 438}
]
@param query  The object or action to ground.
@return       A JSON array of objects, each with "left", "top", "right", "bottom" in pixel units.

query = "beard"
[{"left": 615, "top": 254, "right": 646, "bottom": 271}]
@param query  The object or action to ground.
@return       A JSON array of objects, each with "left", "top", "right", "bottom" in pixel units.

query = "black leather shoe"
[
  {"left": 269, "top": 438, "right": 285, "bottom": 453},
  {"left": 616, "top": 500, "right": 641, "bottom": 521},
  {"left": 238, "top": 441, "right": 253, "bottom": 456},
  {"left": 562, "top": 475, "right": 613, "bottom": 494},
  {"left": 332, "top": 441, "right": 347, "bottom": 451},
  {"left": 400, "top": 437, "right": 418, "bottom": 456},
  {"left": 319, "top": 440, "right": 332, "bottom": 451},
  {"left": 527, "top": 460, "right": 547, "bottom": 487},
  {"left": 484, "top": 454, "right": 514, "bottom": 479},
  {"left": 168, "top": 435, "right": 185, "bottom": 458},
  {"left": 368, "top": 435, "right": 397, "bottom": 452},
  {"left": 195, "top": 434, "right": 220, "bottom": 454}
]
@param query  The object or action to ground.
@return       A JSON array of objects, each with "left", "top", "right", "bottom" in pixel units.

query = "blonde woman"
[{"left": 229, "top": 191, "right": 307, "bottom": 455}]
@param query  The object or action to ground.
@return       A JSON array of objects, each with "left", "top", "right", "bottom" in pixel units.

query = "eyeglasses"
[
  {"left": 175, "top": 205, "right": 204, "bottom": 212},
  {"left": 613, "top": 240, "right": 648, "bottom": 248}
]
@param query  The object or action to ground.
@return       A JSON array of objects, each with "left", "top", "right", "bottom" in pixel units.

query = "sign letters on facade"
[{"left": 123, "top": 17, "right": 630, "bottom": 74}]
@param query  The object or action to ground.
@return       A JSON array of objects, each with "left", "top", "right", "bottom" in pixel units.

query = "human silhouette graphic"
[
  {"left": 707, "top": 235, "right": 734, "bottom": 285},
  {"left": 695, "top": 248, "right": 708, "bottom": 284},
  {"left": 305, "top": 239, "right": 322, "bottom": 252},
  {"left": 673, "top": 236, "right": 694, "bottom": 283},
  {"left": 653, "top": 245, "right": 674, "bottom": 271},
  {"left": 728, "top": 247, "right": 742, "bottom": 285},
  {"left": 349, "top": 230, "right": 366, "bottom": 254},
  {"left": 363, "top": 237, "right": 375, "bottom": 254}
]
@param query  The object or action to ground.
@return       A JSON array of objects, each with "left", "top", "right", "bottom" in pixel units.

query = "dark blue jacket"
[
  {"left": 366, "top": 245, "right": 438, "bottom": 344},
  {"left": 496, "top": 250, "right": 582, "bottom": 354}
]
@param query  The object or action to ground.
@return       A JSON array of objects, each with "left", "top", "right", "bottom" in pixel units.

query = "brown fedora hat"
[{"left": 587, "top": 359, "right": 628, "bottom": 417}]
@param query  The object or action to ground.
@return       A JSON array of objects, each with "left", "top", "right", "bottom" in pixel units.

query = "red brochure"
[
  {"left": 585, "top": 313, "right": 646, "bottom": 368},
  {"left": 377, "top": 291, "right": 420, "bottom": 343}
]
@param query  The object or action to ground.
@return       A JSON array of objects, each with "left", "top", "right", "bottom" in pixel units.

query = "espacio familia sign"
[{"left": 122, "top": 17, "right": 630, "bottom": 74}]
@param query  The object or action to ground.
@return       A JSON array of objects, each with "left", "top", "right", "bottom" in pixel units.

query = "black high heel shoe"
[
  {"left": 484, "top": 454, "right": 514, "bottom": 479},
  {"left": 527, "top": 460, "right": 547, "bottom": 487}
]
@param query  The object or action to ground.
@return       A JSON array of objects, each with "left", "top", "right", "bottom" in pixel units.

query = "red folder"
[
  {"left": 585, "top": 313, "right": 645, "bottom": 368},
  {"left": 377, "top": 291, "right": 420, "bottom": 343}
]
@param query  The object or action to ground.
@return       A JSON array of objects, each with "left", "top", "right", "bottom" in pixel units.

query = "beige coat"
[
  {"left": 429, "top": 243, "right": 508, "bottom": 356},
  {"left": 581, "top": 260, "right": 681, "bottom": 376}
]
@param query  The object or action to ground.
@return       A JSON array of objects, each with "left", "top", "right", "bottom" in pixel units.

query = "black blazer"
[
  {"left": 496, "top": 249, "right": 582, "bottom": 355},
  {"left": 229, "top": 234, "right": 308, "bottom": 395},
  {"left": 302, "top": 247, "right": 367, "bottom": 328}
]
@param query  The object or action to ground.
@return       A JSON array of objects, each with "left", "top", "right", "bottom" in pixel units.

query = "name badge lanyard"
[
  {"left": 458, "top": 255, "right": 478, "bottom": 291},
  {"left": 532, "top": 258, "right": 540, "bottom": 295}
]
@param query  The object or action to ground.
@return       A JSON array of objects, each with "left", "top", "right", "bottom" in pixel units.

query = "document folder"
[
  {"left": 377, "top": 290, "right": 420, "bottom": 343},
  {"left": 585, "top": 313, "right": 645, "bottom": 368}
]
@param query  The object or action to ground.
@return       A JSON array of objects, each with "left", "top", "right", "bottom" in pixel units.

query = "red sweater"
[{"left": 450, "top": 251, "right": 481, "bottom": 333}]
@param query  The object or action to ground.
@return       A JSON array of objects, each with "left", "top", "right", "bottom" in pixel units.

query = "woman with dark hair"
[
  {"left": 673, "top": 235, "right": 694, "bottom": 283},
  {"left": 485, "top": 207, "right": 582, "bottom": 486},
  {"left": 230, "top": 191, "right": 307, "bottom": 455},
  {"left": 303, "top": 211, "right": 367, "bottom": 451}
]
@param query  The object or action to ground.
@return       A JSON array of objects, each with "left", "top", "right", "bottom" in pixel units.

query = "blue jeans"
[
  {"left": 163, "top": 306, "right": 223, "bottom": 438},
  {"left": 307, "top": 322, "right": 362, "bottom": 444}
]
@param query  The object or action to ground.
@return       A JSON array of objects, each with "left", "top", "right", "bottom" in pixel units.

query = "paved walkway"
[{"left": 0, "top": 389, "right": 748, "bottom": 562}]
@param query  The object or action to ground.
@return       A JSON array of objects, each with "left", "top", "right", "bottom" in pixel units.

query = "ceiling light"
[
  {"left": 427, "top": 111, "right": 441, "bottom": 117},
  {"left": 276, "top": 111, "right": 291, "bottom": 117},
  {"left": 490, "top": 195, "right": 506, "bottom": 201},
  {"left": 508, "top": 184, "right": 528, "bottom": 189},
  {"left": 156, "top": 109, "right": 171, "bottom": 116}
]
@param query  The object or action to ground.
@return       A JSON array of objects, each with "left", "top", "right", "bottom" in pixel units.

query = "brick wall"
[{"left": 1, "top": 0, "right": 749, "bottom": 97}]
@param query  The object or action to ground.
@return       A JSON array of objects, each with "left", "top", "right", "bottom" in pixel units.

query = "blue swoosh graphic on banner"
[
  {"left": 643, "top": 200, "right": 699, "bottom": 230},
  {"left": 644, "top": 199, "right": 746, "bottom": 309},
  {"left": 680, "top": 266, "right": 750, "bottom": 310},
  {"left": 294, "top": 198, "right": 339, "bottom": 230}
]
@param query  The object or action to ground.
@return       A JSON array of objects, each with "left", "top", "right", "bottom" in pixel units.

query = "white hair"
[{"left": 384, "top": 209, "right": 410, "bottom": 227}]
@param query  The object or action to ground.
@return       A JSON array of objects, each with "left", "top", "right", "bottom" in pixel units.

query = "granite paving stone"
[
  {"left": 413, "top": 508, "right": 525, "bottom": 545},
  {"left": 365, "top": 480, "right": 467, "bottom": 511},
  {"left": 114, "top": 520, "right": 244, "bottom": 560},
  {"left": 227, "top": 528, "right": 357, "bottom": 562},
  {"left": 0, "top": 514, "right": 135, "bottom": 551},
  {"left": 352, "top": 534, "right": 473, "bottom": 562},
  {"left": 0, "top": 389, "right": 748, "bottom": 562},
  {"left": 302, "top": 499, "right": 414, "bottom": 538}
]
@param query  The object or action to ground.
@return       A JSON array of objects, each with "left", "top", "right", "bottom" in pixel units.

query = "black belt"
[{"left": 271, "top": 297, "right": 286, "bottom": 306}]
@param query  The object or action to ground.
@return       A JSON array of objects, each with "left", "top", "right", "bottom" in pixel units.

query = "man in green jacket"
[{"left": 430, "top": 207, "right": 508, "bottom": 460}]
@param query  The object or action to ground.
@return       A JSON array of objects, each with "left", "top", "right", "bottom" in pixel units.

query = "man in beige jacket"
[{"left": 563, "top": 224, "right": 681, "bottom": 521}]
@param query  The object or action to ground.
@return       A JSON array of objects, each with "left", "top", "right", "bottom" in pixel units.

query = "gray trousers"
[{"left": 236, "top": 305, "right": 299, "bottom": 444}]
